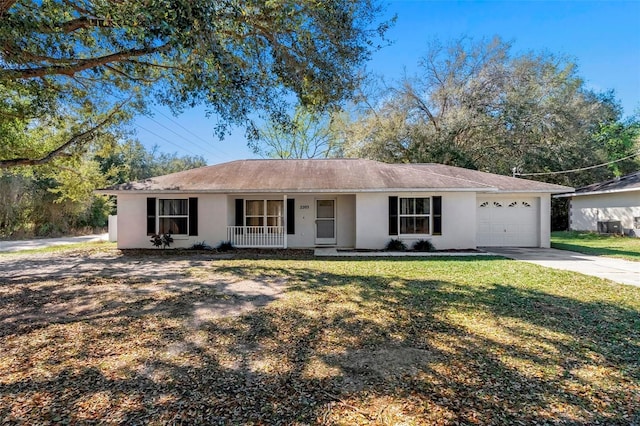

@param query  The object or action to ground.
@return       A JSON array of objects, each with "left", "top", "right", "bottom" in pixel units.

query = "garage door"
[{"left": 477, "top": 197, "right": 539, "bottom": 247}]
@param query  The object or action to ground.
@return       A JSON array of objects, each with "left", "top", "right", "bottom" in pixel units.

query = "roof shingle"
[
  {"left": 568, "top": 171, "right": 640, "bottom": 196},
  {"left": 98, "top": 159, "right": 573, "bottom": 194}
]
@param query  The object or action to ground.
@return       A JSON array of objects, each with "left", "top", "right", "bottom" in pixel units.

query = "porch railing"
[{"left": 226, "top": 226, "right": 285, "bottom": 248}]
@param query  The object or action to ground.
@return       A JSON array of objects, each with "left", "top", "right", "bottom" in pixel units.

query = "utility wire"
[
  {"left": 111, "top": 95, "right": 234, "bottom": 161},
  {"left": 150, "top": 106, "right": 234, "bottom": 159},
  {"left": 134, "top": 123, "right": 203, "bottom": 158},
  {"left": 515, "top": 151, "right": 640, "bottom": 177},
  {"left": 144, "top": 114, "right": 226, "bottom": 161}
]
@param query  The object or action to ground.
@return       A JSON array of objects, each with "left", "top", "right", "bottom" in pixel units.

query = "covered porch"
[
  {"left": 225, "top": 194, "right": 356, "bottom": 249},
  {"left": 226, "top": 226, "right": 285, "bottom": 248}
]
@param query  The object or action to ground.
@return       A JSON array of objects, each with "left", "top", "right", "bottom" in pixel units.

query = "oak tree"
[
  {"left": 341, "top": 37, "right": 631, "bottom": 187},
  {"left": 0, "top": 0, "right": 390, "bottom": 168}
]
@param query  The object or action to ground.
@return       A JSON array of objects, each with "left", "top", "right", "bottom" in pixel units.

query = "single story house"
[
  {"left": 555, "top": 171, "right": 640, "bottom": 237},
  {"left": 97, "top": 159, "right": 573, "bottom": 250}
]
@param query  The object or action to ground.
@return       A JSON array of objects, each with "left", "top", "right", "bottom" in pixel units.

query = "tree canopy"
[
  {"left": 0, "top": 0, "right": 391, "bottom": 167},
  {"left": 340, "top": 37, "right": 638, "bottom": 187},
  {"left": 251, "top": 105, "right": 342, "bottom": 159}
]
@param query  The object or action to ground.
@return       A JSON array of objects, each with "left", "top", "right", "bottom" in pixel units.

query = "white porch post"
[{"left": 283, "top": 194, "right": 288, "bottom": 249}]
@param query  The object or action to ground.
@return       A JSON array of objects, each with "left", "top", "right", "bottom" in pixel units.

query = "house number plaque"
[{"left": 300, "top": 205, "right": 310, "bottom": 209}]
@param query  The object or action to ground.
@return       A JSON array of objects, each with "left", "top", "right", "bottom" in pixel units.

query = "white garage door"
[{"left": 477, "top": 197, "right": 539, "bottom": 247}]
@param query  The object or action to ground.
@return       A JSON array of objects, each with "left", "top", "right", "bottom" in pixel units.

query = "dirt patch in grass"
[{"left": 1, "top": 247, "right": 639, "bottom": 424}]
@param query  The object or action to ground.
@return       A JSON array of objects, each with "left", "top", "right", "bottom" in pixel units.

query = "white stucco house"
[
  {"left": 555, "top": 171, "right": 640, "bottom": 237},
  {"left": 97, "top": 159, "right": 573, "bottom": 250}
]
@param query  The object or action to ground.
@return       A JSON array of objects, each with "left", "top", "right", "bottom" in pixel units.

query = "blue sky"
[{"left": 133, "top": 0, "right": 640, "bottom": 165}]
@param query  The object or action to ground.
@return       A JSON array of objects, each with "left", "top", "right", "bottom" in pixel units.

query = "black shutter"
[
  {"left": 146, "top": 197, "right": 156, "bottom": 235},
  {"left": 389, "top": 196, "right": 398, "bottom": 236},
  {"left": 235, "top": 199, "right": 244, "bottom": 226},
  {"left": 188, "top": 197, "right": 198, "bottom": 236},
  {"left": 287, "top": 198, "right": 295, "bottom": 234},
  {"left": 433, "top": 196, "right": 442, "bottom": 235}
]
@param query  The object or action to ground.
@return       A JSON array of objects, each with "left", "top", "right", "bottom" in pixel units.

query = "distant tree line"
[{"left": 0, "top": 140, "right": 205, "bottom": 238}]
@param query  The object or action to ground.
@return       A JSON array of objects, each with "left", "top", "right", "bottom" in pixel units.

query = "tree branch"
[
  {"left": 60, "top": 17, "right": 112, "bottom": 33},
  {"left": 0, "top": 0, "right": 16, "bottom": 16},
  {"left": 0, "top": 101, "right": 127, "bottom": 169},
  {"left": 1, "top": 44, "right": 170, "bottom": 80}
]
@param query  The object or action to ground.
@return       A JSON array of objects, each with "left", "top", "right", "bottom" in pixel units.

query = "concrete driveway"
[
  {"left": 0, "top": 233, "right": 108, "bottom": 252},
  {"left": 487, "top": 247, "right": 640, "bottom": 287}
]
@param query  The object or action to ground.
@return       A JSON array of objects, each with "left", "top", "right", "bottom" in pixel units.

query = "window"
[
  {"left": 267, "top": 200, "right": 284, "bottom": 227},
  {"left": 389, "top": 196, "right": 441, "bottom": 236},
  {"left": 159, "top": 199, "right": 188, "bottom": 234},
  {"left": 245, "top": 200, "right": 284, "bottom": 232},
  {"left": 399, "top": 197, "right": 430, "bottom": 234},
  {"left": 246, "top": 200, "right": 264, "bottom": 227}
]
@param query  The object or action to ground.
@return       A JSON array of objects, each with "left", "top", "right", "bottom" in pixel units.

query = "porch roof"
[{"left": 98, "top": 159, "right": 573, "bottom": 194}]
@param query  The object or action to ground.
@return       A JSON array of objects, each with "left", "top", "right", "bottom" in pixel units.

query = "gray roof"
[
  {"left": 98, "top": 159, "right": 573, "bottom": 194},
  {"left": 557, "top": 171, "right": 640, "bottom": 198}
]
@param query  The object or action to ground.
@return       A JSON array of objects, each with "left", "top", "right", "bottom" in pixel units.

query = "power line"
[
  {"left": 134, "top": 123, "right": 203, "bottom": 158},
  {"left": 150, "top": 106, "right": 234, "bottom": 159},
  {"left": 110, "top": 95, "right": 236, "bottom": 162},
  {"left": 515, "top": 151, "right": 640, "bottom": 177},
  {"left": 144, "top": 114, "right": 226, "bottom": 161}
]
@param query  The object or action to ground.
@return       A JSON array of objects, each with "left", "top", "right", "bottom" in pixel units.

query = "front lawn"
[
  {"left": 1, "top": 249, "right": 639, "bottom": 424},
  {"left": 552, "top": 230, "right": 640, "bottom": 261}
]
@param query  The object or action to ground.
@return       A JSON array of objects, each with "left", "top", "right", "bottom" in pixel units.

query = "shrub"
[
  {"left": 385, "top": 238, "right": 407, "bottom": 251},
  {"left": 150, "top": 233, "right": 173, "bottom": 249},
  {"left": 216, "top": 240, "right": 234, "bottom": 252},
  {"left": 412, "top": 239, "right": 435, "bottom": 252},
  {"left": 190, "top": 241, "right": 213, "bottom": 250}
]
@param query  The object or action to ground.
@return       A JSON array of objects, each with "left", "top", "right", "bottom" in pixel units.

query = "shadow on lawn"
[{"left": 0, "top": 256, "right": 639, "bottom": 424}]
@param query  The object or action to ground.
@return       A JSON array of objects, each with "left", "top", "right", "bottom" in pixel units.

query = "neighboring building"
[
  {"left": 555, "top": 171, "right": 640, "bottom": 237},
  {"left": 97, "top": 159, "right": 572, "bottom": 250}
]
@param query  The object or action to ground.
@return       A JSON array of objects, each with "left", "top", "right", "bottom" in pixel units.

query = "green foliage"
[
  {"left": 0, "top": 140, "right": 201, "bottom": 238},
  {"left": 252, "top": 104, "right": 343, "bottom": 159},
  {"left": 340, "top": 37, "right": 637, "bottom": 189},
  {"left": 150, "top": 233, "right": 174, "bottom": 249},
  {"left": 412, "top": 239, "right": 435, "bottom": 252},
  {"left": 592, "top": 114, "right": 640, "bottom": 177},
  {"left": 97, "top": 140, "right": 206, "bottom": 183},
  {"left": 385, "top": 238, "right": 407, "bottom": 251},
  {"left": 189, "top": 241, "right": 213, "bottom": 251},
  {"left": 1, "top": 0, "right": 390, "bottom": 167},
  {"left": 216, "top": 241, "right": 234, "bottom": 252}
]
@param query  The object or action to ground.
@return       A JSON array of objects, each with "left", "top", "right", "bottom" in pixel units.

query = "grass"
[
  {"left": 1, "top": 247, "right": 639, "bottom": 424},
  {"left": 551, "top": 231, "right": 640, "bottom": 262}
]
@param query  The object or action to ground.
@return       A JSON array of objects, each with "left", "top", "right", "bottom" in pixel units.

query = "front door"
[{"left": 315, "top": 199, "right": 336, "bottom": 245}]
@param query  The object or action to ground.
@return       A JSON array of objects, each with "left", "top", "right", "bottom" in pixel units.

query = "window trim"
[
  {"left": 398, "top": 197, "right": 432, "bottom": 236},
  {"left": 158, "top": 198, "right": 189, "bottom": 236},
  {"left": 244, "top": 199, "right": 284, "bottom": 232}
]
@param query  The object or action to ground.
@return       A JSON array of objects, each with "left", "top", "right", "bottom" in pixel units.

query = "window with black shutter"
[
  {"left": 389, "top": 196, "right": 398, "bottom": 235},
  {"left": 432, "top": 196, "right": 442, "bottom": 235},
  {"left": 287, "top": 198, "right": 295, "bottom": 234},
  {"left": 188, "top": 198, "right": 198, "bottom": 236},
  {"left": 147, "top": 197, "right": 156, "bottom": 235}
]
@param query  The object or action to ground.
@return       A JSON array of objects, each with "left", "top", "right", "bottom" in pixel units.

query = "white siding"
[
  {"left": 355, "top": 192, "right": 476, "bottom": 250},
  {"left": 117, "top": 193, "right": 228, "bottom": 249},
  {"left": 272, "top": 194, "right": 355, "bottom": 248},
  {"left": 570, "top": 191, "right": 640, "bottom": 235}
]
